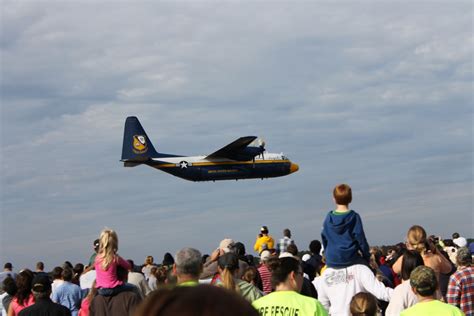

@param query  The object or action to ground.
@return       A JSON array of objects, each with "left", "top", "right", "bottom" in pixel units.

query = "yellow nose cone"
[{"left": 290, "top": 163, "right": 299, "bottom": 174}]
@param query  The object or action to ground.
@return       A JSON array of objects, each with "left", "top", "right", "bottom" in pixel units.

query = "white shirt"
[
  {"left": 79, "top": 270, "right": 96, "bottom": 290},
  {"left": 148, "top": 275, "right": 158, "bottom": 291},
  {"left": 313, "top": 264, "right": 393, "bottom": 316},
  {"left": 0, "top": 292, "right": 8, "bottom": 316},
  {"left": 50, "top": 279, "right": 64, "bottom": 299},
  {"left": 386, "top": 280, "right": 418, "bottom": 316},
  {"left": 127, "top": 271, "right": 151, "bottom": 298}
]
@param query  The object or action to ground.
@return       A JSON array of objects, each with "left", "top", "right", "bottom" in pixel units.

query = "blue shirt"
[
  {"left": 0, "top": 271, "right": 17, "bottom": 284},
  {"left": 52, "top": 281, "right": 82, "bottom": 316}
]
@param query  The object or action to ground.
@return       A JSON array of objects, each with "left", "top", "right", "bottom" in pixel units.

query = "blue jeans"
[{"left": 97, "top": 283, "right": 135, "bottom": 296}]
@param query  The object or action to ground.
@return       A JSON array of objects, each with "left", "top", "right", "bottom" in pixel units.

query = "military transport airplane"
[{"left": 121, "top": 116, "right": 299, "bottom": 182}]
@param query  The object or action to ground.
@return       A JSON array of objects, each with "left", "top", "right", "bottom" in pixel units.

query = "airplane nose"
[{"left": 290, "top": 163, "right": 299, "bottom": 174}]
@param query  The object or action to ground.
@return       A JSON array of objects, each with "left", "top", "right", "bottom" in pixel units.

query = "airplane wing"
[{"left": 205, "top": 136, "right": 258, "bottom": 160}]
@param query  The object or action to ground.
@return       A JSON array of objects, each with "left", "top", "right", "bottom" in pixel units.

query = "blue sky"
[{"left": 1, "top": 1, "right": 472, "bottom": 271}]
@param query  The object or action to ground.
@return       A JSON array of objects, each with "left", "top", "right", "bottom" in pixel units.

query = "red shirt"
[{"left": 10, "top": 294, "right": 35, "bottom": 315}]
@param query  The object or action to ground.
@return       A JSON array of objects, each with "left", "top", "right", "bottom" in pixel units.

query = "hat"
[
  {"left": 279, "top": 252, "right": 296, "bottom": 259},
  {"left": 456, "top": 247, "right": 472, "bottom": 265},
  {"left": 453, "top": 236, "right": 468, "bottom": 248},
  {"left": 234, "top": 242, "right": 246, "bottom": 256},
  {"left": 260, "top": 250, "right": 271, "bottom": 262},
  {"left": 260, "top": 226, "right": 268, "bottom": 233},
  {"left": 410, "top": 266, "right": 437, "bottom": 294},
  {"left": 32, "top": 275, "right": 52, "bottom": 293},
  {"left": 4, "top": 263, "right": 12, "bottom": 269},
  {"left": 93, "top": 239, "right": 100, "bottom": 249},
  {"left": 218, "top": 252, "right": 239, "bottom": 270},
  {"left": 219, "top": 239, "right": 235, "bottom": 253}
]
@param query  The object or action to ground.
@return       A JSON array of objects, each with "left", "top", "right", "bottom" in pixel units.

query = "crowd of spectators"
[{"left": 1, "top": 184, "right": 473, "bottom": 316}]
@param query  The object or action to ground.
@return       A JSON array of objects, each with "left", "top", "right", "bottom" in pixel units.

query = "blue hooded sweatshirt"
[{"left": 321, "top": 210, "right": 370, "bottom": 268}]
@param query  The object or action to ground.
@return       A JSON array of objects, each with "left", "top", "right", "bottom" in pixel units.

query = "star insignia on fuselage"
[{"left": 179, "top": 161, "right": 188, "bottom": 169}]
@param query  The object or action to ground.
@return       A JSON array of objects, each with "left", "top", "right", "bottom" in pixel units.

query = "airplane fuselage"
[{"left": 145, "top": 153, "right": 298, "bottom": 182}]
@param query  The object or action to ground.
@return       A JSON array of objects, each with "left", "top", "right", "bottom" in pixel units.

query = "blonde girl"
[
  {"left": 392, "top": 225, "right": 452, "bottom": 298},
  {"left": 94, "top": 229, "right": 131, "bottom": 296},
  {"left": 142, "top": 255, "right": 155, "bottom": 281}
]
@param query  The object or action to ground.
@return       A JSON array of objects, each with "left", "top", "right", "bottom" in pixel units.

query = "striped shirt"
[
  {"left": 446, "top": 266, "right": 474, "bottom": 316},
  {"left": 258, "top": 264, "right": 272, "bottom": 294}
]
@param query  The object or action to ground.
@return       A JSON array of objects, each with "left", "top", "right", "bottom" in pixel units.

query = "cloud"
[{"left": 1, "top": 1, "right": 472, "bottom": 269}]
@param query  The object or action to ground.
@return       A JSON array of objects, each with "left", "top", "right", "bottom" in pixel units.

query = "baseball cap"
[
  {"left": 279, "top": 252, "right": 296, "bottom": 259},
  {"left": 302, "top": 254, "right": 311, "bottom": 262},
  {"left": 456, "top": 247, "right": 472, "bottom": 265},
  {"left": 453, "top": 236, "right": 468, "bottom": 248},
  {"left": 4, "top": 263, "right": 12, "bottom": 269},
  {"left": 219, "top": 238, "right": 235, "bottom": 253},
  {"left": 93, "top": 239, "right": 100, "bottom": 249},
  {"left": 260, "top": 250, "right": 271, "bottom": 262},
  {"left": 218, "top": 252, "right": 239, "bottom": 270},
  {"left": 32, "top": 275, "right": 52, "bottom": 293},
  {"left": 410, "top": 266, "right": 437, "bottom": 294}
]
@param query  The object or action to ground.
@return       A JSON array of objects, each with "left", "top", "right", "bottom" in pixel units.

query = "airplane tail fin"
[{"left": 121, "top": 116, "right": 160, "bottom": 162}]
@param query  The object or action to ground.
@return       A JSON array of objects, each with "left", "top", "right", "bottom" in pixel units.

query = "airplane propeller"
[
  {"left": 252, "top": 137, "right": 266, "bottom": 168},
  {"left": 257, "top": 138, "right": 266, "bottom": 160}
]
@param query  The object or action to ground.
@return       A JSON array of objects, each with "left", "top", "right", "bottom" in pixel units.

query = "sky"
[{"left": 1, "top": 1, "right": 472, "bottom": 271}]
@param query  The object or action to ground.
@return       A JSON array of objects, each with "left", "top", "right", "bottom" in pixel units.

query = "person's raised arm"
[
  {"left": 254, "top": 237, "right": 261, "bottom": 252},
  {"left": 435, "top": 251, "right": 453, "bottom": 274},
  {"left": 7, "top": 303, "right": 14, "bottom": 316},
  {"left": 392, "top": 254, "right": 403, "bottom": 275},
  {"left": 359, "top": 265, "right": 393, "bottom": 302}
]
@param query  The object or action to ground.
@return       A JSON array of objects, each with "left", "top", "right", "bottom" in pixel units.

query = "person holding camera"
[
  {"left": 253, "top": 226, "right": 274, "bottom": 254},
  {"left": 392, "top": 225, "right": 453, "bottom": 299}
]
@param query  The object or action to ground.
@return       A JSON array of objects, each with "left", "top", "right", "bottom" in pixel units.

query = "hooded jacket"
[{"left": 321, "top": 210, "right": 370, "bottom": 268}]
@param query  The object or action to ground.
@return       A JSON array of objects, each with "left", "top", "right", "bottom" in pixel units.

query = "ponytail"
[
  {"left": 407, "top": 225, "right": 428, "bottom": 256},
  {"left": 220, "top": 268, "right": 239, "bottom": 293},
  {"left": 98, "top": 229, "right": 119, "bottom": 270},
  {"left": 217, "top": 252, "right": 240, "bottom": 293}
]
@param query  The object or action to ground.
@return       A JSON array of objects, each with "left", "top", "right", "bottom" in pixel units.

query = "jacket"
[{"left": 321, "top": 210, "right": 370, "bottom": 268}]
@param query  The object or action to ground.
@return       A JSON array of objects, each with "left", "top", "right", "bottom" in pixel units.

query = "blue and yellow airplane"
[{"left": 121, "top": 116, "right": 299, "bottom": 182}]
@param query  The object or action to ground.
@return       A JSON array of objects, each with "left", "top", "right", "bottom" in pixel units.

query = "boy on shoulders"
[{"left": 321, "top": 184, "right": 370, "bottom": 268}]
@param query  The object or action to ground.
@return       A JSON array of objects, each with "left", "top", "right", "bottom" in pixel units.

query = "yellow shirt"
[
  {"left": 254, "top": 235, "right": 275, "bottom": 253},
  {"left": 400, "top": 300, "right": 463, "bottom": 316},
  {"left": 253, "top": 291, "right": 328, "bottom": 316}
]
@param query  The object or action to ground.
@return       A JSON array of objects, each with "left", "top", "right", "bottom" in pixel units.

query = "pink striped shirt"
[{"left": 258, "top": 264, "right": 272, "bottom": 294}]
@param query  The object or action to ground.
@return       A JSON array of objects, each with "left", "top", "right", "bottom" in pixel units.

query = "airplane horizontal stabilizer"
[{"left": 124, "top": 162, "right": 142, "bottom": 167}]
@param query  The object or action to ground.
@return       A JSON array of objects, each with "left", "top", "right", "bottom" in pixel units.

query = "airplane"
[{"left": 121, "top": 116, "right": 299, "bottom": 182}]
